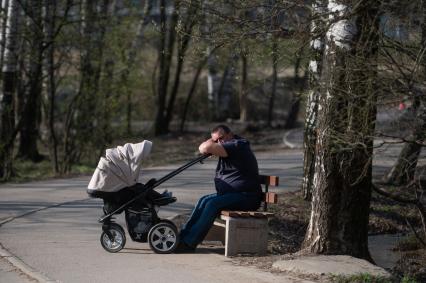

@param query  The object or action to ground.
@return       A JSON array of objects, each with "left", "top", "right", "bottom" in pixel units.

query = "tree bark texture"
[
  {"left": 0, "top": 0, "right": 20, "bottom": 179},
  {"left": 303, "top": 0, "right": 380, "bottom": 260},
  {"left": 302, "top": 0, "right": 326, "bottom": 200}
]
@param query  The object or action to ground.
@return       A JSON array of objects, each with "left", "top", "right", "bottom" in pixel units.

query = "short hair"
[{"left": 211, "top": 124, "right": 231, "bottom": 134}]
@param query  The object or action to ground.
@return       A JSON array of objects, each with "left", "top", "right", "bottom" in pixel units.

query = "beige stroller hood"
[{"left": 87, "top": 140, "right": 152, "bottom": 193}]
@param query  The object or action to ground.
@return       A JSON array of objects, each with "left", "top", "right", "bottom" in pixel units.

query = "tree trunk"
[
  {"left": 284, "top": 53, "right": 304, "bottom": 129},
  {"left": 65, "top": 0, "right": 109, "bottom": 170},
  {"left": 268, "top": 1, "right": 279, "bottom": 127},
  {"left": 180, "top": 57, "right": 208, "bottom": 132},
  {"left": 302, "top": 0, "right": 380, "bottom": 260},
  {"left": 215, "top": 53, "right": 238, "bottom": 121},
  {"left": 239, "top": 49, "right": 248, "bottom": 122},
  {"left": 122, "top": 0, "right": 151, "bottom": 135},
  {"left": 43, "top": 0, "right": 59, "bottom": 173},
  {"left": 0, "top": 0, "right": 20, "bottom": 179},
  {"left": 206, "top": 46, "right": 220, "bottom": 119},
  {"left": 0, "top": 0, "right": 9, "bottom": 69},
  {"left": 154, "top": 0, "right": 178, "bottom": 135},
  {"left": 302, "top": 0, "right": 326, "bottom": 200},
  {"left": 165, "top": 1, "right": 198, "bottom": 128},
  {"left": 17, "top": 0, "right": 43, "bottom": 162}
]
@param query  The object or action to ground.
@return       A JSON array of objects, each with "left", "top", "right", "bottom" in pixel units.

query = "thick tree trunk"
[
  {"left": 0, "top": 0, "right": 20, "bottom": 179},
  {"left": 303, "top": 0, "right": 380, "bottom": 260},
  {"left": 302, "top": 0, "right": 326, "bottom": 200},
  {"left": 17, "top": 0, "right": 43, "bottom": 162}
]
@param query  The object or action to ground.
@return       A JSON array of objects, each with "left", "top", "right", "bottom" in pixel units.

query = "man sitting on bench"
[{"left": 176, "top": 124, "right": 262, "bottom": 253}]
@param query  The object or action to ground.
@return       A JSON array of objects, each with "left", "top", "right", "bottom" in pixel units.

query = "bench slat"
[{"left": 221, "top": 210, "right": 274, "bottom": 218}]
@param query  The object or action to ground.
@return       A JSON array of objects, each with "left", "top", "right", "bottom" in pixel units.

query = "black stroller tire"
[
  {"left": 100, "top": 223, "right": 126, "bottom": 253},
  {"left": 148, "top": 221, "right": 179, "bottom": 254}
]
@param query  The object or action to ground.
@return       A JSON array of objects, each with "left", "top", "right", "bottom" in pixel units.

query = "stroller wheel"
[
  {"left": 100, "top": 223, "right": 126, "bottom": 253},
  {"left": 148, "top": 222, "right": 179, "bottom": 254}
]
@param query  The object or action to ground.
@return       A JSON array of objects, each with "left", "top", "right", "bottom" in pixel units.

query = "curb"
[
  {"left": 0, "top": 198, "right": 92, "bottom": 282},
  {"left": 283, "top": 129, "right": 303, "bottom": 149},
  {"left": 0, "top": 244, "right": 55, "bottom": 283}
]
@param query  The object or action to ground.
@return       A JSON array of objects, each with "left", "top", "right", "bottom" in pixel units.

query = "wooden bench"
[{"left": 204, "top": 175, "right": 279, "bottom": 256}]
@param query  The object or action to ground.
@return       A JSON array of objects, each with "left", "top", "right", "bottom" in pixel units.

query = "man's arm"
[{"left": 199, "top": 138, "right": 228, "bottom": 157}]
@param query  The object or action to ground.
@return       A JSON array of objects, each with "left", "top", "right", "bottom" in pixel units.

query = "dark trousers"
[{"left": 179, "top": 192, "right": 261, "bottom": 248}]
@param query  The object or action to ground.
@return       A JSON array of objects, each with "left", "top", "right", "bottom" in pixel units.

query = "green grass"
[
  {"left": 7, "top": 159, "right": 94, "bottom": 183},
  {"left": 10, "top": 159, "right": 57, "bottom": 182}
]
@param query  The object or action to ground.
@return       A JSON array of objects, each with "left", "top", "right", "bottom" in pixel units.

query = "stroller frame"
[{"left": 96, "top": 154, "right": 209, "bottom": 254}]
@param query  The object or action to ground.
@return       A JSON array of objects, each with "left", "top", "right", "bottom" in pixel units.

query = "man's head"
[{"left": 211, "top": 125, "right": 233, "bottom": 143}]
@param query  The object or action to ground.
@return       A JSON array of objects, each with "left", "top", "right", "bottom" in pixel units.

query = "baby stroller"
[{"left": 87, "top": 140, "right": 208, "bottom": 254}]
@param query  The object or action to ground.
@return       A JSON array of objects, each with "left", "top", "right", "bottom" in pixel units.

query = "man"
[{"left": 177, "top": 125, "right": 262, "bottom": 252}]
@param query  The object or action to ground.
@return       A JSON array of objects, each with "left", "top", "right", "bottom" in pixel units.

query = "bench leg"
[{"left": 223, "top": 217, "right": 269, "bottom": 257}]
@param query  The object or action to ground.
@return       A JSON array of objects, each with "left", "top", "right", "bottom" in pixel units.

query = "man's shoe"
[{"left": 174, "top": 241, "right": 196, "bottom": 253}]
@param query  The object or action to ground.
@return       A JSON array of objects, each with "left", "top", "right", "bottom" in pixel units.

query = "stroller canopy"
[{"left": 87, "top": 140, "right": 152, "bottom": 194}]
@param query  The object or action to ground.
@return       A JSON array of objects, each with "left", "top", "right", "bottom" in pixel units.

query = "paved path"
[
  {"left": 0, "top": 149, "right": 308, "bottom": 283},
  {"left": 1, "top": 129, "right": 424, "bottom": 283}
]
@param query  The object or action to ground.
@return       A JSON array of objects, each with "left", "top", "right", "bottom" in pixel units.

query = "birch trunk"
[
  {"left": 302, "top": 0, "right": 326, "bottom": 200},
  {"left": 302, "top": 0, "right": 380, "bottom": 260},
  {"left": 0, "top": 0, "right": 20, "bottom": 179},
  {"left": 0, "top": 0, "right": 9, "bottom": 68}
]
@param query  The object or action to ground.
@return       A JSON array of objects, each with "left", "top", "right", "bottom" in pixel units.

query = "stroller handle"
[{"left": 99, "top": 154, "right": 211, "bottom": 223}]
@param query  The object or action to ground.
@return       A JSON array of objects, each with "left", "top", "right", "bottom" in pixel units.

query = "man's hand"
[{"left": 199, "top": 138, "right": 228, "bottom": 157}]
